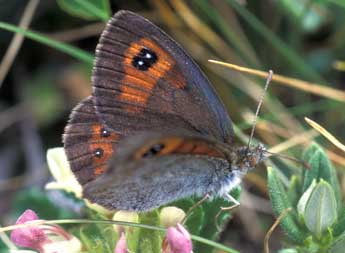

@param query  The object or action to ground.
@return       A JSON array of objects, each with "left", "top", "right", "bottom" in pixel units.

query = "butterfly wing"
[
  {"left": 63, "top": 97, "right": 122, "bottom": 185},
  {"left": 92, "top": 10, "right": 233, "bottom": 143},
  {"left": 83, "top": 132, "right": 232, "bottom": 211}
]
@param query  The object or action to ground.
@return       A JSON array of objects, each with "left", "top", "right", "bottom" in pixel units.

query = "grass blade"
[
  {"left": 0, "top": 22, "right": 94, "bottom": 64},
  {"left": 226, "top": 0, "right": 326, "bottom": 83}
]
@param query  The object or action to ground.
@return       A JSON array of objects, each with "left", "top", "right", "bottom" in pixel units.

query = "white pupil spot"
[
  {"left": 138, "top": 60, "right": 144, "bottom": 65},
  {"left": 145, "top": 53, "right": 152, "bottom": 59}
]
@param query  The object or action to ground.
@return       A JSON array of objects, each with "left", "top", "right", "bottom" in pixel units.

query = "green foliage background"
[{"left": 0, "top": 0, "right": 345, "bottom": 252}]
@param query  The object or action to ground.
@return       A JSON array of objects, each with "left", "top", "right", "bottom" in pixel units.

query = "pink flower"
[
  {"left": 115, "top": 232, "right": 128, "bottom": 253},
  {"left": 10, "top": 209, "right": 82, "bottom": 253},
  {"left": 11, "top": 210, "right": 51, "bottom": 251},
  {"left": 163, "top": 223, "right": 192, "bottom": 253}
]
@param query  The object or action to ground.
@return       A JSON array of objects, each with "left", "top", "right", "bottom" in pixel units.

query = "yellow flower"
[
  {"left": 45, "top": 148, "right": 82, "bottom": 198},
  {"left": 160, "top": 207, "right": 186, "bottom": 228},
  {"left": 113, "top": 211, "right": 139, "bottom": 233},
  {"left": 45, "top": 147, "right": 114, "bottom": 216}
]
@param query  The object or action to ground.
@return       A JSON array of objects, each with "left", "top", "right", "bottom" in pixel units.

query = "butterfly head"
[{"left": 231, "top": 143, "right": 267, "bottom": 173}]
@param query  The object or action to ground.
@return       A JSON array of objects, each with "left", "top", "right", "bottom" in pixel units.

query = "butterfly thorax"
[
  {"left": 229, "top": 143, "right": 267, "bottom": 173},
  {"left": 213, "top": 143, "right": 267, "bottom": 197}
]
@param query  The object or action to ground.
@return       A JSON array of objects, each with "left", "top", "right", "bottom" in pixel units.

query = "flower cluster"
[
  {"left": 10, "top": 209, "right": 192, "bottom": 253},
  {"left": 10, "top": 209, "right": 82, "bottom": 253},
  {"left": 9, "top": 148, "right": 193, "bottom": 253}
]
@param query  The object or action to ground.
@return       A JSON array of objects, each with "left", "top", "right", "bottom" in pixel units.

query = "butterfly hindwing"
[
  {"left": 63, "top": 97, "right": 121, "bottom": 185},
  {"left": 92, "top": 10, "right": 233, "bottom": 143},
  {"left": 83, "top": 132, "right": 231, "bottom": 211}
]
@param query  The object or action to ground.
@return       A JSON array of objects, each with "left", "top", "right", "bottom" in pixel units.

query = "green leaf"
[
  {"left": 302, "top": 235, "right": 326, "bottom": 252},
  {"left": 328, "top": 232, "right": 345, "bottom": 253},
  {"left": 0, "top": 22, "right": 94, "bottom": 64},
  {"left": 137, "top": 210, "right": 163, "bottom": 253},
  {"left": 302, "top": 143, "right": 341, "bottom": 208},
  {"left": 171, "top": 188, "right": 240, "bottom": 252},
  {"left": 287, "top": 175, "right": 303, "bottom": 207},
  {"left": 173, "top": 197, "right": 205, "bottom": 236},
  {"left": 332, "top": 207, "right": 345, "bottom": 237},
  {"left": 57, "top": 0, "right": 110, "bottom": 21},
  {"left": 304, "top": 180, "right": 337, "bottom": 237},
  {"left": 124, "top": 221, "right": 140, "bottom": 253},
  {"left": 303, "top": 142, "right": 320, "bottom": 161},
  {"left": 267, "top": 167, "right": 306, "bottom": 243},
  {"left": 78, "top": 223, "right": 115, "bottom": 253},
  {"left": 297, "top": 179, "right": 316, "bottom": 221}
]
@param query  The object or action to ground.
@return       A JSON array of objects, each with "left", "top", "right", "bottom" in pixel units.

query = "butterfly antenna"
[
  {"left": 247, "top": 70, "right": 274, "bottom": 150},
  {"left": 265, "top": 150, "right": 311, "bottom": 169}
]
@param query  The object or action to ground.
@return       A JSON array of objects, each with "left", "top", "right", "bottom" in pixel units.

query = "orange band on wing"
[
  {"left": 134, "top": 137, "right": 225, "bottom": 160},
  {"left": 175, "top": 140, "right": 225, "bottom": 158},
  {"left": 134, "top": 137, "right": 184, "bottom": 159},
  {"left": 120, "top": 38, "right": 186, "bottom": 112},
  {"left": 90, "top": 124, "right": 119, "bottom": 176}
]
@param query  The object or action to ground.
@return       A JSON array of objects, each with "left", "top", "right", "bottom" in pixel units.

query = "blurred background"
[{"left": 0, "top": 0, "right": 345, "bottom": 252}]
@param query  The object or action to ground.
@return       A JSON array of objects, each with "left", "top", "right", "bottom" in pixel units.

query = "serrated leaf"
[
  {"left": 305, "top": 180, "right": 337, "bottom": 237},
  {"left": 57, "top": 0, "right": 110, "bottom": 21},
  {"left": 267, "top": 167, "right": 306, "bottom": 243},
  {"left": 328, "top": 232, "right": 345, "bottom": 253},
  {"left": 302, "top": 143, "right": 341, "bottom": 209}
]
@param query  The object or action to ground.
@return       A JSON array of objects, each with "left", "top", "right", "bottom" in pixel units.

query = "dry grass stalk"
[
  {"left": 209, "top": 60, "right": 345, "bottom": 102},
  {"left": 305, "top": 117, "right": 345, "bottom": 153}
]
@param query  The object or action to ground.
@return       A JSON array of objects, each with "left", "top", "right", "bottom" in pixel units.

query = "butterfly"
[{"left": 63, "top": 10, "right": 267, "bottom": 212}]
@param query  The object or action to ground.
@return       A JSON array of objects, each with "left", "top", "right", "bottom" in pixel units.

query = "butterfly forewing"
[
  {"left": 64, "top": 11, "right": 239, "bottom": 210},
  {"left": 92, "top": 11, "right": 233, "bottom": 143}
]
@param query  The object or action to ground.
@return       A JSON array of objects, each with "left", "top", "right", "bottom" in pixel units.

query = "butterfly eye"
[
  {"left": 142, "top": 143, "right": 165, "bottom": 158},
  {"left": 100, "top": 128, "right": 110, "bottom": 137},
  {"left": 94, "top": 148, "right": 104, "bottom": 158},
  {"left": 132, "top": 48, "right": 158, "bottom": 71}
]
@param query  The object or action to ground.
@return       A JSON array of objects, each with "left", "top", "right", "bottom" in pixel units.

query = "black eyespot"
[
  {"left": 132, "top": 48, "right": 158, "bottom": 71},
  {"left": 142, "top": 143, "right": 165, "bottom": 158},
  {"left": 94, "top": 148, "right": 104, "bottom": 158},
  {"left": 100, "top": 128, "right": 110, "bottom": 138}
]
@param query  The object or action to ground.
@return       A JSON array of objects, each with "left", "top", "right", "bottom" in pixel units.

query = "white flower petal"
[
  {"left": 42, "top": 237, "right": 82, "bottom": 253},
  {"left": 46, "top": 147, "right": 82, "bottom": 197}
]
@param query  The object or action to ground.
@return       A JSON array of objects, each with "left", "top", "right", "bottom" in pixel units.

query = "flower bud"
[
  {"left": 160, "top": 207, "right": 186, "bottom": 228},
  {"left": 163, "top": 223, "right": 192, "bottom": 253}
]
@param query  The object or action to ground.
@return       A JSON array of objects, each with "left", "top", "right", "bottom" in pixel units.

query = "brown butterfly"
[{"left": 63, "top": 10, "right": 267, "bottom": 211}]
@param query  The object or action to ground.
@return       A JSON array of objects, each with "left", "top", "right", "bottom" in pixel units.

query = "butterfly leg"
[
  {"left": 182, "top": 193, "right": 210, "bottom": 224},
  {"left": 215, "top": 193, "right": 240, "bottom": 231}
]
